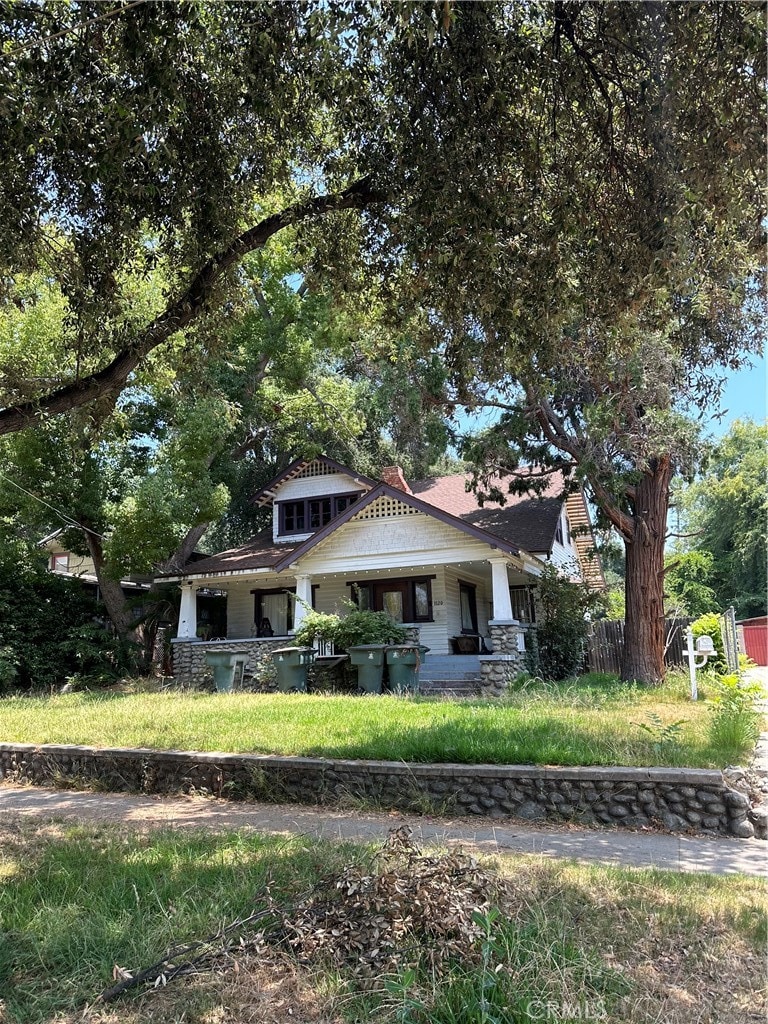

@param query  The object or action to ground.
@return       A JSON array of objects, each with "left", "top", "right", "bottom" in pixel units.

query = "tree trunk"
[
  {"left": 83, "top": 529, "right": 135, "bottom": 638},
  {"left": 621, "top": 457, "right": 672, "bottom": 684}
]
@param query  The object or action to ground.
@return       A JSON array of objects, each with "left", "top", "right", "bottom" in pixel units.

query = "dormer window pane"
[
  {"left": 283, "top": 501, "right": 305, "bottom": 532},
  {"left": 309, "top": 498, "right": 332, "bottom": 528},
  {"left": 335, "top": 494, "right": 356, "bottom": 514}
]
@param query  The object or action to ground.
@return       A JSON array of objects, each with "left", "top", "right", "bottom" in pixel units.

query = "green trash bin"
[
  {"left": 270, "top": 646, "right": 314, "bottom": 692},
  {"left": 204, "top": 650, "right": 247, "bottom": 693},
  {"left": 385, "top": 645, "right": 430, "bottom": 694},
  {"left": 348, "top": 644, "right": 387, "bottom": 694}
]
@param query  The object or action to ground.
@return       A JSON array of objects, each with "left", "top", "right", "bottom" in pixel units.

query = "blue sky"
[{"left": 707, "top": 353, "right": 766, "bottom": 437}]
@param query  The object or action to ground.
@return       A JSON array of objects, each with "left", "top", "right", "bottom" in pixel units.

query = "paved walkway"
[{"left": 2, "top": 785, "right": 766, "bottom": 877}]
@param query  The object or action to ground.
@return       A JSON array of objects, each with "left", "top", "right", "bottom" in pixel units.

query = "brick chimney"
[{"left": 381, "top": 466, "right": 413, "bottom": 494}]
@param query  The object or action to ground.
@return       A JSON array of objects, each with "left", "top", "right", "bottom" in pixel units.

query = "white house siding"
[
  {"left": 209, "top": 505, "right": 524, "bottom": 652},
  {"left": 224, "top": 580, "right": 257, "bottom": 639},
  {"left": 271, "top": 471, "right": 369, "bottom": 543},
  {"left": 309, "top": 566, "right": 451, "bottom": 654},
  {"left": 45, "top": 541, "right": 97, "bottom": 578}
]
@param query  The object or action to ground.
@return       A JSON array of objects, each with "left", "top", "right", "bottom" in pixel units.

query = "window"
[
  {"left": 555, "top": 513, "right": 564, "bottom": 545},
  {"left": 459, "top": 582, "right": 478, "bottom": 634},
  {"left": 509, "top": 586, "right": 536, "bottom": 624},
  {"left": 282, "top": 501, "right": 305, "bottom": 533},
  {"left": 309, "top": 498, "right": 332, "bottom": 529},
  {"left": 349, "top": 576, "right": 435, "bottom": 623},
  {"left": 51, "top": 552, "right": 69, "bottom": 572},
  {"left": 252, "top": 585, "right": 319, "bottom": 635},
  {"left": 278, "top": 493, "right": 360, "bottom": 535}
]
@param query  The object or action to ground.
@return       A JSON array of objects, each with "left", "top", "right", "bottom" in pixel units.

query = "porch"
[{"left": 171, "top": 557, "right": 538, "bottom": 692}]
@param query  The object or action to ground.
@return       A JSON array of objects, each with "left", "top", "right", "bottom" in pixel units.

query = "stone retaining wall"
[
  {"left": 171, "top": 638, "right": 285, "bottom": 688},
  {"left": 0, "top": 742, "right": 759, "bottom": 839}
]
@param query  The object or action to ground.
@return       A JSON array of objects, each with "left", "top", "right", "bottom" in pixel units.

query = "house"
[
  {"left": 160, "top": 455, "right": 603, "bottom": 693},
  {"left": 39, "top": 529, "right": 152, "bottom": 600}
]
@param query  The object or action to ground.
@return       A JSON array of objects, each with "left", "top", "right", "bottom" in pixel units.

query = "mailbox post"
[{"left": 684, "top": 628, "right": 715, "bottom": 701}]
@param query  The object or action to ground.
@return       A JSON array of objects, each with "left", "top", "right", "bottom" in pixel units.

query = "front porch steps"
[{"left": 418, "top": 654, "right": 482, "bottom": 698}]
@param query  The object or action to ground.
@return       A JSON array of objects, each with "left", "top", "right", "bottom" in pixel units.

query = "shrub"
[
  {"left": 335, "top": 610, "right": 409, "bottom": 649},
  {"left": 691, "top": 612, "right": 727, "bottom": 673},
  {"left": 0, "top": 537, "right": 134, "bottom": 692},
  {"left": 533, "top": 564, "right": 601, "bottom": 681},
  {"left": 707, "top": 672, "right": 764, "bottom": 757},
  {"left": 292, "top": 610, "right": 342, "bottom": 648}
]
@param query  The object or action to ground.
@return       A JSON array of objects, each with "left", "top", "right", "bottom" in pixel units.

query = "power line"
[
  {"left": 2, "top": 1, "right": 146, "bottom": 60},
  {"left": 0, "top": 471, "right": 103, "bottom": 539}
]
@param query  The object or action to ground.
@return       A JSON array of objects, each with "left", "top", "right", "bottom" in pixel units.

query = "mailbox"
[{"left": 695, "top": 635, "right": 715, "bottom": 655}]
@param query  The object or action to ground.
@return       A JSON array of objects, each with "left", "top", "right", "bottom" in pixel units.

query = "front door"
[{"left": 373, "top": 582, "right": 409, "bottom": 623}]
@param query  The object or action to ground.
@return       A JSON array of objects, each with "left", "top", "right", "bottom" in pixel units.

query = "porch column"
[
  {"left": 293, "top": 574, "right": 313, "bottom": 634},
  {"left": 489, "top": 557, "right": 516, "bottom": 623},
  {"left": 177, "top": 582, "right": 199, "bottom": 638}
]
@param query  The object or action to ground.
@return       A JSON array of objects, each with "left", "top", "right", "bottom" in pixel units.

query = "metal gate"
[{"left": 719, "top": 606, "right": 740, "bottom": 673}]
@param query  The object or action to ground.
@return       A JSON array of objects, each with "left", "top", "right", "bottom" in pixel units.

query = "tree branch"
[
  {"left": 528, "top": 387, "right": 636, "bottom": 541},
  {"left": 0, "top": 178, "right": 386, "bottom": 436}
]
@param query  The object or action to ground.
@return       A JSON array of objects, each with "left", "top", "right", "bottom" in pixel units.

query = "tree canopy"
[
  {"left": 2, "top": 3, "right": 763, "bottom": 435},
  {"left": 676, "top": 420, "right": 767, "bottom": 620}
]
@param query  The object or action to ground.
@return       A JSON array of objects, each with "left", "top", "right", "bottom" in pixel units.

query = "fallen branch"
[{"left": 98, "top": 905, "right": 278, "bottom": 1003}]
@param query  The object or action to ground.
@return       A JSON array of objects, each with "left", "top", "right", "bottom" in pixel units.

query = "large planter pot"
[
  {"left": 347, "top": 644, "right": 387, "bottom": 693},
  {"left": 385, "top": 645, "right": 430, "bottom": 694},
  {"left": 270, "top": 646, "right": 315, "bottom": 693},
  {"left": 204, "top": 650, "right": 248, "bottom": 693}
]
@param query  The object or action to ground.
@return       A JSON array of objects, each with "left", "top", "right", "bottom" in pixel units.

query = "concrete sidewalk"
[{"left": 2, "top": 785, "right": 766, "bottom": 877}]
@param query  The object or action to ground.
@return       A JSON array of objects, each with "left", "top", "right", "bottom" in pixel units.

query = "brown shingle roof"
[
  {"left": 158, "top": 529, "right": 299, "bottom": 578},
  {"left": 410, "top": 471, "right": 567, "bottom": 554}
]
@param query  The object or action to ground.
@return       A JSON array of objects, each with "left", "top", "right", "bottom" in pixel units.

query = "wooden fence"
[{"left": 587, "top": 618, "right": 693, "bottom": 675}]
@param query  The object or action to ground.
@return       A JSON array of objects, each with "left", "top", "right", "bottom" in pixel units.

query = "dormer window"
[{"left": 278, "top": 493, "right": 360, "bottom": 536}]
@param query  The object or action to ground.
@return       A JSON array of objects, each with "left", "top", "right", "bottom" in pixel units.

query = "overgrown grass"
[
  {"left": 0, "top": 820, "right": 764, "bottom": 1024},
  {"left": 1, "top": 672, "right": 758, "bottom": 768}
]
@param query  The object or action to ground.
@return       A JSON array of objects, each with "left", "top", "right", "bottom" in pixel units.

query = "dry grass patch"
[{"left": 0, "top": 819, "right": 764, "bottom": 1024}]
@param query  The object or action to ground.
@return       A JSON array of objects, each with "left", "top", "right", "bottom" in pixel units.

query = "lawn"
[
  {"left": 0, "top": 673, "right": 756, "bottom": 768},
  {"left": 0, "top": 819, "right": 764, "bottom": 1024}
]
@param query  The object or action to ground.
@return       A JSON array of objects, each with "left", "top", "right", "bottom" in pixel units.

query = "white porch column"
[
  {"left": 177, "top": 582, "right": 199, "bottom": 638},
  {"left": 293, "top": 574, "right": 313, "bottom": 634},
  {"left": 489, "top": 557, "right": 516, "bottom": 624}
]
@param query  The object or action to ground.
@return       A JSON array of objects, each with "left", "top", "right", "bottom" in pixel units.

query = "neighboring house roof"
[
  {"left": 410, "top": 470, "right": 567, "bottom": 554},
  {"left": 157, "top": 529, "right": 301, "bottom": 578},
  {"left": 251, "top": 455, "right": 379, "bottom": 507}
]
